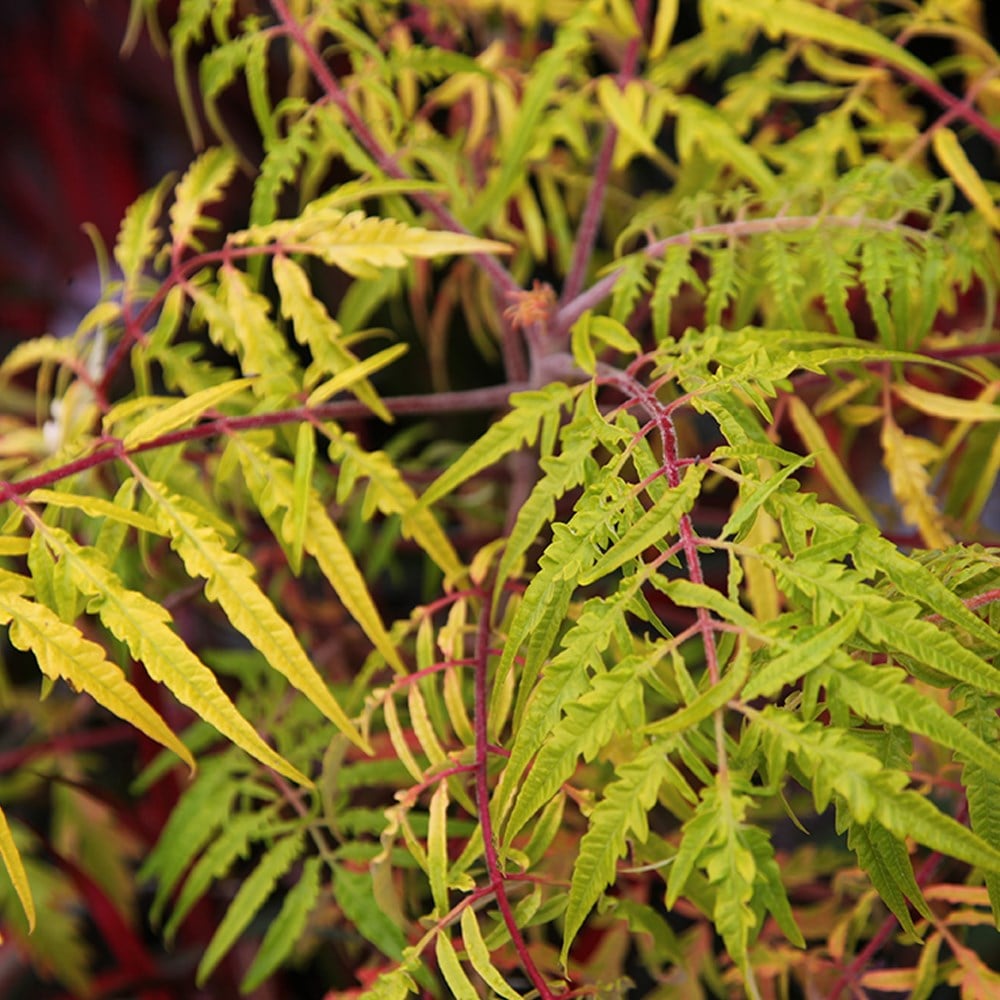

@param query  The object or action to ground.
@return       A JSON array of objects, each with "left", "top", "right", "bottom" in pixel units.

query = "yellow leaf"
[
  {"left": 677, "top": 97, "right": 779, "bottom": 196},
  {"left": 933, "top": 127, "right": 1000, "bottom": 230},
  {"left": 881, "top": 417, "right": 953, "bottom": 548},
  {"left": 233, "top": 438, "right": 408, "bottom": 673},
  {"left": 306, "top": 344, "right": 408, "bottom": 407},
  {"left": 860, "top": 969, "right": 917, "bottom": 990},
  {"left": 328, "top": 428, "right": 465, "bottom": 588},
  {"left": 139, "top": 477, "right": 373, "bottom": 752},
  {"left": 596, "top": 77, "right": 659, "bottom": 166},
  {"left": 787, "top": 397, "right": 878, "bottom": 526},
  {"left": 711, "top": 0, "right": 934, "bottom": 81},
  {"left": 894, "top": 380, "right": 1000, "bottom": 422},
  {"left": 435, "top": 934, "right": 479, "bottom": 1000},
  {"left": 26, "top": 488, "right": 161, "bottom": 535},
  {"left": 650, "top": 0, "right": 679, "bottom": 59},
  {"left": 289, "top": 423, "right": 314, "bottom": 576},
  {"left": 383, "top": 693, "right": 423, "bottom": 782},
  {"left": 121, "top": 378, "right": 256, "bottom": 449},
  {"left": 272, "top": 254, "right": 392, "bottom": 420},
  {"left": 0, "top": 806, "right": 35, "bottom": 932},
  {"left": 428, "top": 781, "right": 450, "bottom": 914},
  {"left": 0, "top": 336, "right": 79, "bottom": 380},
  {"left": 460, "top": 907, "right": 524, "bottom": 999},
  {"left": 170, "top": 147, "right": 239, "bottom": 250},
  {"left": 41, "top": 531, "right": 310, "bottom": 785},
  {"left": 0, "top": 586, "right": 195, "bottom": 770},
  {"left": 232, "top": 209, "right": 511, "bottom": 278}
]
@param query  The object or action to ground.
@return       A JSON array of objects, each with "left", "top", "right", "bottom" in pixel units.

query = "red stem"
[
  {"left": 473, "top": 584, "right": 556, "bottom": 998},
  {"left": 0, "top": 382, "right": 526, "bottom": 505},
  {"left": 895, "top": 63, "right": 1000, "bottom": 149},
  {"left": 560, "top": 0, "right": 651, "bottom": 313},
  {"left": 268, "top": 0, "right": 527, "bottom": 381},
  {"left": 0, "top": 724, "right": 136, "bottom": 774}
]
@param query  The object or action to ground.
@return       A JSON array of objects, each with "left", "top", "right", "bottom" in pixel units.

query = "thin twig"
[
  {"left": 0, "top": 383, "right": 527, "bottom": 504},
  {"left": 473, "top": 584, "right": 557, "bottom": 999},
  {"left": 554, "top": 213, "right": 932, "bottom": 334},
  {"left": 560, "top": 0, "right": 651, "bottom": 313}
]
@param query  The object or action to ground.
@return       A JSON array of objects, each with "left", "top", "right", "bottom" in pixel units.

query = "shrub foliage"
[{"left": 1, "top": 0, "right": 1000, "bottom": 996}]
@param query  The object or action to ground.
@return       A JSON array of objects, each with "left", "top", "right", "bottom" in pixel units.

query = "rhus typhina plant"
[{"left": 1, "top": 0, "right": 1000, "bottom": 997}]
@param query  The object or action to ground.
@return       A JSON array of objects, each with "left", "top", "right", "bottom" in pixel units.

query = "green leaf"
[
  {"left": 768, "top": 553, "right": 1000, "bottom": 693},
  {"left": 644, "top": 645, "right": 750, "bottom": 738},
  {"left": 755, "top": 709, "right": 1000, "bottom": 870},
  {"left": 848, "top": 820, "right": 929, "bottom": 939},
  {"left": 775, "top": 494, "right": 1000, "bottom": 653},
  {"left": 650, "top": 244, "right": 698, "bottom": 342},
  {"left": 579, "top": 464, "right": 708, "bottom": 584},
  {"left": 505, "top": 656, "right": 648, "bottom": 843},
  {"left": 958, "top": 690, "right": 1000, "bottom": 921},
  {"left": 495, "top": 583, "right": 640, "bottom": 831},
  {"left": 494, "top": 391, "right": 609, "bottom": 591},
  {"left": 563, "top": 743, "right": 673, "bottom": 964},
  {"left": 822, "top": 659, "right": 1000, "bottom": 777},
  {"left": 241, "top": 856, "right": 322, "bottom": 992},
  {"left": 744, "top": 825, "right": 804, "bottom": 948},
  {"left": 742, "top": 607, "right": 862, "bottom": 700},
  {"left": 705, "top": 789, "right": 758, "bottom": 967},
  {"left": 197, "top": 832, "right": 305, "bottom": 984},
  {"left": 721, "top": 455, "right": 812, "bottom": 541},
  {"left": 421, "top": 383, "right": 575, "bottom": 508},
  {"left": 165, "top": 808, "right": 279, "bottom": 942},
  {"left": 333, "top": 865, "right": 407, "bottom": 962},
  {"left": 140, "top": 756, "right": 243, "bottom": 926}
]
